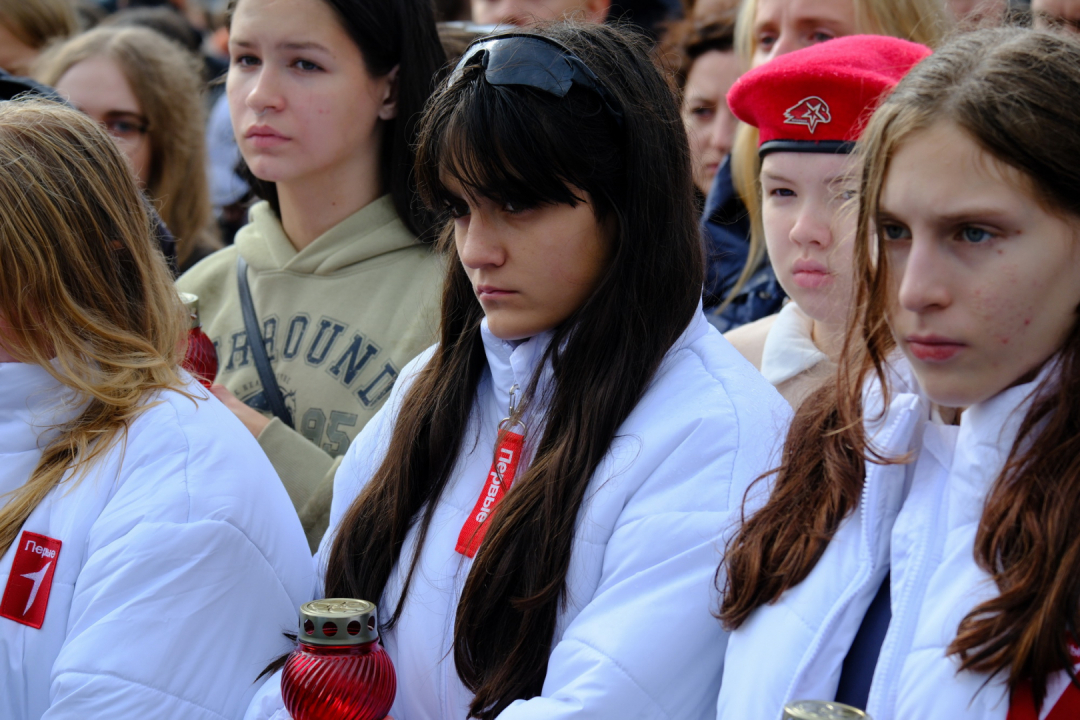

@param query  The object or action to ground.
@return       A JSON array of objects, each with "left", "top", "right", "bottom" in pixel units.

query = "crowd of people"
[{"left": 1, "top": 0, "right": 1080, "bottom": 719}]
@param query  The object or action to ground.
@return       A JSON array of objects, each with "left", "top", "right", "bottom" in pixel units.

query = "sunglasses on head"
[{"left": 447, "top": 33, "right": 624, "bottom": 129}]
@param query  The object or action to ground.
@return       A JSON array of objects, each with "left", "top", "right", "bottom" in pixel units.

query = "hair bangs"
[{"left": 422, "top": 77, "right": 599, "bottom": 215}]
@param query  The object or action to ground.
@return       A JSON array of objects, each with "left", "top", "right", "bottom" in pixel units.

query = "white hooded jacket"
[
  {"left": 246, "top": 308, "right": 791, "bottom": 720},
  {"left": 0, "top": 362, "right": 315, "bottom": 720},
  {"left": 716, "top": 359, "right": 1079, "bottom": 720}
]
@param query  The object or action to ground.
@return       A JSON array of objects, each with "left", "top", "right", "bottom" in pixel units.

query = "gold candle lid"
[
  {"left": 783, "top": 700, "right": 870, "bottom": 720},
  {"left": 298, "top": 598, "right": 379, "bottom": 646},
  {"left": 178, "top": 291, "right": 200, "bottom": 329}
]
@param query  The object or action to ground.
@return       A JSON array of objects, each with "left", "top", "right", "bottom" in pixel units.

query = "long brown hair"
[
  {"left": 721, "top": 28, "right": 1080, "bottom": 709},
  {"left": 324, "top": 23, "right": 703, "bottom": 719},
  {"left": 34, "top": 26, "right": 218, "bottom": 269},
  {"left": 719, "top": 0, "right": 949, "bottom": 313},
  {"left": 0, "top": 98, "right": 187, "bottom": 557}
]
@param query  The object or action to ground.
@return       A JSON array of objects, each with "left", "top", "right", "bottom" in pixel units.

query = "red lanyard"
[{"left": 455, "top": 385, "right": 527, "bottom": 558}]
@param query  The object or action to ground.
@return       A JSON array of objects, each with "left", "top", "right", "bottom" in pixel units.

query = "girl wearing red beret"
[
  {"left": 704, "top": 0, "right": 949, "bottom": 331},
  {"left": 718, "top": 28, "right": 1080, "bottom": 720},
  {"left": 724, "top": 35, "right": 931, "bottom": 408}
]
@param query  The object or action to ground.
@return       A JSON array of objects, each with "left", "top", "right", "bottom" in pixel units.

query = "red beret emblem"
[{"left": 783, "top": 96, "right": 832, "bottom": 134}]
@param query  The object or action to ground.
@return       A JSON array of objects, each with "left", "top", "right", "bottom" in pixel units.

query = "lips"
[
  {"left": 244, "top": 125, "right": 289, "bottom": 148},
  {"left": 791, "top": 258, "right": 832, "bottom": 290},
  {"left": 475, "top": 285, "right": 515, "bottom": 300},
  {"left": 905, "top": 334, "right": 966, "bottom": 362}
]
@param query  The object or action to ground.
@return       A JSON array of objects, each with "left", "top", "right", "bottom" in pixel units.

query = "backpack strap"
[{"left": 236, "top": 255, "right": 293, "bottom": 427}]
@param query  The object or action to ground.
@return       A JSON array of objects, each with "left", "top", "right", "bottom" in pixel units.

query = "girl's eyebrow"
[
  {"left": 760, "top": 169, "right": 794, "bottom": 183},
  {"left": 228, "top": 38, "right": 333, "bottom": 54},
  {"left": 279, "top": 41, "right": 333, "bottom": 53}
]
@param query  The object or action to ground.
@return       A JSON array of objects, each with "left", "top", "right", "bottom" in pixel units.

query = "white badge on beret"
[{"left": 783, "top": 96, "right": 832, "bottom": 134}]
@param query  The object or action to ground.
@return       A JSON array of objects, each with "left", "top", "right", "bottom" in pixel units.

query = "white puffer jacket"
[
  {"left": 247, "top": 308, "right": 791, "bottom": 720},
  {"left": 716, "top": 359, "right": 1080, "bottom": 720},
  {"left": 0, "top": 362, "right": 314, "bottom": 720}
]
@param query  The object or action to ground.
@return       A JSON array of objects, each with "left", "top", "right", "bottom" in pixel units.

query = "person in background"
[
  {"left": 656, "top": 9, "right": 740, "bottom": 198},
  {"left": 724, "top": 36, "right": 930, "bottom": 408},
  {"left": 471, "top": 0, "right": 609, "bottom": 27},
  {"left": 946, "top": 0, "right": 1010, "bottom": 26},
  {"left": 718, "top": 27, "right": 1080, "bottom": 720},
  {"left": 35, "top": 26, "right": 221, "bottom": 273},
  {"left": 246, "top": 21, "right": 788, "bottom": 720},
  {"left": 101, "top": 5, "right": 231, "bottom": 89},
  {"left": 1033, "top": 0, "right": 1080, "bottom": 32},
  {"left": 0, "top": 98, "right": 311, "bottom": 720},
  {"left": 178, "top": 0, "right": 446, "bottom": 550},
  {"left": 0, "top": 0, "right": 77, "bottom": 77},
  {"left": 703, "top": 0, "right": 948, "bottom": 331}
]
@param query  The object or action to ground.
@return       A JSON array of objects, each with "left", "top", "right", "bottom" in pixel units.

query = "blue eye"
[
  {"left": 770, "top": 188, "right": 795, "bottom": 198},
  {"left": 882, "top": 223, "right": 910, "bottom": 241},
  {"left": 961, "top": 227, "right": 992, "bottom": 244},
  {"left": 294, "top": 59, "right": 322, "bottom": 72}
]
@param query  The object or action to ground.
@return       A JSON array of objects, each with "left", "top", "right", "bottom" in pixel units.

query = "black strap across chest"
[{"left": 236, "top": 256, "right": 294, "bottom": 428}]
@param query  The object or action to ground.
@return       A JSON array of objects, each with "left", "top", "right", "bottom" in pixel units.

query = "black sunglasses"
[{"left": 448, "top": 33, "right": 624, "bottom": 128}]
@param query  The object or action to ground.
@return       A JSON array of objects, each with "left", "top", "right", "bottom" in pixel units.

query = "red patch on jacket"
[
  {"left": 1008, "top": 643, "right": 1080, "bottom": 720},
  {"left": 1, "top": 531, "right": 62, "bottom": 629}
]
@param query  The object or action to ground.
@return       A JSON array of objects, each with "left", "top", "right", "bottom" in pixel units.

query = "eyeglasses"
[
  {"left": 448, "top": 33, "right": 624, "bottom": 128},
  {"left": 100, "top": 111, "right": 150, "bottom": 144}
]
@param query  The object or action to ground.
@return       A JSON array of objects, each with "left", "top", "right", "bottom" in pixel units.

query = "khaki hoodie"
[{"left": 178, "top": 197, "right": 442, "bottom": 547}]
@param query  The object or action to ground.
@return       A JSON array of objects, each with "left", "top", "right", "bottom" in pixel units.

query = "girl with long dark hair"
[
  {"left": 178, "top": 0, "right": 447, "bottom": 548},
  {"left": 248, "top": 21, "right": 788, "bottom": 720},
  {"left": 718, "top": 28, "right": 1080, "bottom": 720}
]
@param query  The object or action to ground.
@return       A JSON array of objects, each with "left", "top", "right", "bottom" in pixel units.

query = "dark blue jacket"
[{"left": 701, "top": 157, "right": 785, "bottom": 332}]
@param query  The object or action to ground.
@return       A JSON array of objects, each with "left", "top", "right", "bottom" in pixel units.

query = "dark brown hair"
[
  {"left": 721, "top": 28, "right": 1080, "bottom": 709},
  {"left": 324, "top": 22, "right": 702, "bottom": 719},
  {"left": 654, "top": 9, "right": 738, "bottom": 90}
]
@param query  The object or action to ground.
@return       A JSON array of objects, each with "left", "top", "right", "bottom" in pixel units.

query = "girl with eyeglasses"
[
  {"left": 35, "top": 26, "right": 221, "bottom": 274},
  {"left": 718, "top": 28, "right": 1080, "bottom": 720},
  {"left": 178, "top": 0, "right": 447, "bottom": 549},
  {"left": 246, "top": 22, "right": 789, "bottom": 720}
]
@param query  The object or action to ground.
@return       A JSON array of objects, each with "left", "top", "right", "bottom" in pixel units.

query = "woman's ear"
[{"left": 379, "top": 65, "right": 401, "bottom": 121}]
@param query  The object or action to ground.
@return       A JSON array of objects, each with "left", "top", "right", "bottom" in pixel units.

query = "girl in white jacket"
[
  {"left": 247, "top": 22, "right": 789, "bottom": 720},
  {"left": 0, "top": 99, "right": 313, "bottom": 719},
  {"left": 717, "top": 28, "right": 1080, "bottom": 720}
]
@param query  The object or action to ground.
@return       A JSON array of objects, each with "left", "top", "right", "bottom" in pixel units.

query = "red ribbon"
[{"left": 455, "top": 429, "right": 525, "bottom": 558}]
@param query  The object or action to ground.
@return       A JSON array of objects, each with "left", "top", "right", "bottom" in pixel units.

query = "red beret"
[{"left": 726, "top": 35, "right": 932, "bottom": 156}]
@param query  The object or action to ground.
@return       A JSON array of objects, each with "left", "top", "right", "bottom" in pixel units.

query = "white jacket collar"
[
  {"left": 761, "top": 303, "right": 828, "bottom": 386},
  {"left": 477, "top": 305, "right": 711, "bottom": 422},
  {"left": 479, "top": 319, "right": 555, "bottom": 424},
  {"left": 0, "top": 362, "right": 78, "bottom": 455}
]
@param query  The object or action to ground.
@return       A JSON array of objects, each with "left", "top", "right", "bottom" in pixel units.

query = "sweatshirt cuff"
[{"left": 257, "top": 417, "right": 335, "bottom": 512}]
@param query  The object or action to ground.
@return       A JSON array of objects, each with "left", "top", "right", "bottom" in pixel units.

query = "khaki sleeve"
[{"left": 257, "top": 417, "right": 343, "bottom": 551}]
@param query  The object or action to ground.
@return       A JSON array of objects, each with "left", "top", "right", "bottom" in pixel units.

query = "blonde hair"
[
  {"left": 34, "top": 26, "right": 219, "bottom": 268},
  {"left": 0, "top": 0, "right": 77, "bottom": 50},
  {"left": 0, "top": 98, "right": 188, "bottom": 557},
  {"left": 719, "top": 0, "right": 950, "bottom": 312}
]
